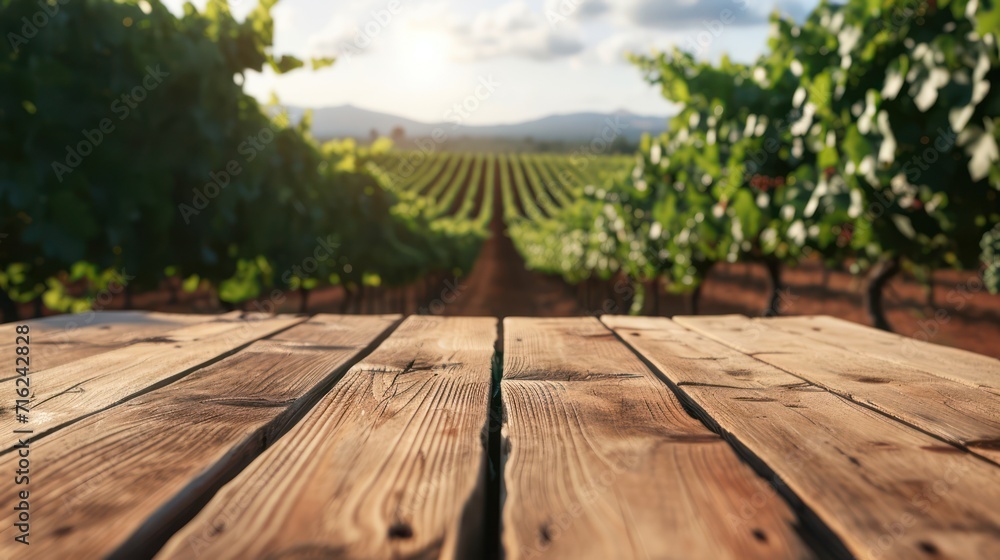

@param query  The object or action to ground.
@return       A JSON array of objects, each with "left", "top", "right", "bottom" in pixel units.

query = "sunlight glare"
[{"left": 399, "top": 31, "right": 450, "bottom": 84}]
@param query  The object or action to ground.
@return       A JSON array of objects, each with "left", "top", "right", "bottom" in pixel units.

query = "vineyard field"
[
  {"left": 3, "top": 0, "right": 998, "bottom": 361},
  {"left": 1, "top": 137, "right": 633, "bottom": 320},
  {"left": 15, "top": 145, "right": 998, "bottom": 357},
  {"left": 6, "top": 3, "right": 1000, "bottom": 556},
  {"left": 379, "top": 151, "right": 632, "bottom": 222}
]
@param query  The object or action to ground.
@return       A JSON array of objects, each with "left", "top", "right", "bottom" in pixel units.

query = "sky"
[{"left": 162, "top": 0, "right": 820, "bottom": 125}]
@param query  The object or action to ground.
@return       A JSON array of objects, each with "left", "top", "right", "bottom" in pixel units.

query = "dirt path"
[{"left": 442, "top": 166, "right": 583, "bottom": 318}]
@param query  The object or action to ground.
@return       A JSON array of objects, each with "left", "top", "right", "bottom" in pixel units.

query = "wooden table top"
[{"left": 1, "top": 312, "right": 998, "bottom": 559}]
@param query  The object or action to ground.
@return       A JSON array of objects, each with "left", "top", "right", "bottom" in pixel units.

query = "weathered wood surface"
[
  {"left": 2, "top": 311, "right": 997, "bottom": 559},
  {"left": 768, "top": 315, "right": 1000, "bottom": 396},
  {"left": 0, "top": 312, "right": 305, "bottom": 445},
  {"left": 157, "top": 316, "right": 497, "bottom": 560},
  {"left": 501, "top": 317, "right": 810, "bottom": 559},
  {"left": 675, "top": 315, "right": 1000, "bottom": 465},
  {"left": 0, "top": 311, "right": 212, "bottom": 381},
  {"left": 0, "top": 314, "right": 399, "bottom": 559},
  {"left": 605, "top": 315, "right": 1000, "bottom": 560}
]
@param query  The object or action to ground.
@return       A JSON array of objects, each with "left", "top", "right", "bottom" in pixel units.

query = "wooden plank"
[
  {"left": 768, "top": 315, "right": 1000, "bottom": 396},
  {"left": 675, "top": 315, "right": 1000, "bottom": 465},
  {"left": 157, "top": 316, "right": 497, "bottom": 560},
  {"left": 0, "top": 314, "right": 400, "bottom": 558},
  {"left": 0, "top": 312, "right": 307, "bottom": 445},
  {"left": 0, "top": 311, "right": 213, "bottom": 379},
  {"left": 604, "top": 315, "right": 1000, "bottom": 560},
  {"left": 501, "top": 317, "right": 811, "bottom": 560}
]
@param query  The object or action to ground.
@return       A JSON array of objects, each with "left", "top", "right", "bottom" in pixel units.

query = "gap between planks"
[
  {"left": 13, "top": 312, "right": 997, "bottom": 559},
  {"left": 500, "top": 316, "right": 814, "bottom": 560},
  {"left": 0, "top": 314, "right": 401, "bottom": 559},
  {"left": 156, "top": 316, "right": 497, "bottom": 560},
  {"left": 604, "top": 315, "right": 1000, "bottom": 560},
  {"left": 674, "top": 314, "right": 1000, "bottom": 465}
]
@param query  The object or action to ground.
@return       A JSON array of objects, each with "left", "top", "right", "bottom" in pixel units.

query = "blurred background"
[{"left": 1, "top": 0, "right": 999, "bottom": 357}]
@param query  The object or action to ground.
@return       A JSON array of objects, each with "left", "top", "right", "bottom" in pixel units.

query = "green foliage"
[
  {"left": 507, "top": 0, "right": 1000, "bottom": 304},
  {"left": 507, "top": 156, "right": 636, "bottom": 283},
  {"left": 0, "top": 0, "right": 483, "bottom": 310},
  {"left": 787, "top": 0, "right": 1000, "bottom": 273},
  {"left": 982, "top": 224, "right": 1000, "bottom": 293}
]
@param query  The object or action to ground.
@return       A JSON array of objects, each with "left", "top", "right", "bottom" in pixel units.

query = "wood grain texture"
[
  {"left": 501, "top": 317, "right": 811, "bottom": 560},
  {"left": 0, "top": 312, "right": 306, "bottom": 447},
  {"left": 675, "top": 315, "right": 1000, "bottom": 465},
  {"left": 0, "top": 311, "right": 212, "bottom": 380},
  {"left": 604, "top": 315, "right": 1000, "bottom": 560},
  {"left": 157, "top": 316, "right": 497, "bottom": 560},
  {"left": 0, "top": 314, "right": 399, "bottom": 559},
  {"left": 768, "top": 315, "right": 1000, "bottom": 396}
]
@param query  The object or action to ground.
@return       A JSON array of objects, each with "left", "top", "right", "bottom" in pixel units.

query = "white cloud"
[
  {"left": 576, "top": 0, "right": 817, "bottom": 65},
  {"left": 615, "top": 0, "right": 755, "bottom": 29},
  {"left": 614, "top": 0, "right": 810, "bottom": 29},
  {"left": 302, "top": 0, "right": 816, "bottom": 64},
  {"left": 308, "top": 17, "right": 359, "bottom": 58},
  {"left": 544, "top": 0, "right": 610, "bottom": 21},
  {"left": 264, "top": 0, "right": 821, "bottom": 123},
  {"left": 305, "top": 0, "right": 408, "bottom": 59},
  {"left": 445, "top": 1, "right": 585, "bottom": 61},
  {"left": 593, "top": 32, "right": 659, "bottom": 65}
]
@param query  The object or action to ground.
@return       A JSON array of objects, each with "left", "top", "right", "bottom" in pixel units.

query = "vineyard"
[
  {"left": 0, "top": 0, "right": 490, "bottom": 319},
  {"left": 376, "top": 0, "right": 1000, "bottom": 340},
  {"left": 373, "top": 151, "right": 634, "bottom": 316},
  {"left": 7, "top": 1, "right": 1000, "bottom": 558},
  {"left": 504, "top": 0, "right": 1000, "bottom": 334},
  {"left": 375, "top": 151, "right": 631, "bottom": 222},
  {"left": 2, "top": 0, "right": 999, "bottom": 345},
  {"left": 0, "top": 0, "right": 634, "bottom": 321}
]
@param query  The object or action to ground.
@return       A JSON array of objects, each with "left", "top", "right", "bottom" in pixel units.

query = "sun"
[{"left": 399, "top": 31, "right": 451, "bottom": 83}]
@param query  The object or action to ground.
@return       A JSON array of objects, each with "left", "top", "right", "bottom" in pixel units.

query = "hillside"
[{"left": 292, "top": 104, "right": 669, "bottom": 142}]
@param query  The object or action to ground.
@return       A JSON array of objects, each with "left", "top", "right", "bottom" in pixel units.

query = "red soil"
[
  {"left": 440, "top": 165, "right": 582, "bottom": 318},
  {"left": 695, "top": 261, "right": 1000, "bottom": 359}
]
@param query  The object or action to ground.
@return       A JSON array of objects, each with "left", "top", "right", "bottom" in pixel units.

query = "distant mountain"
[{"left": 291, "top": 104, "right": 669, "bottom": 143}]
